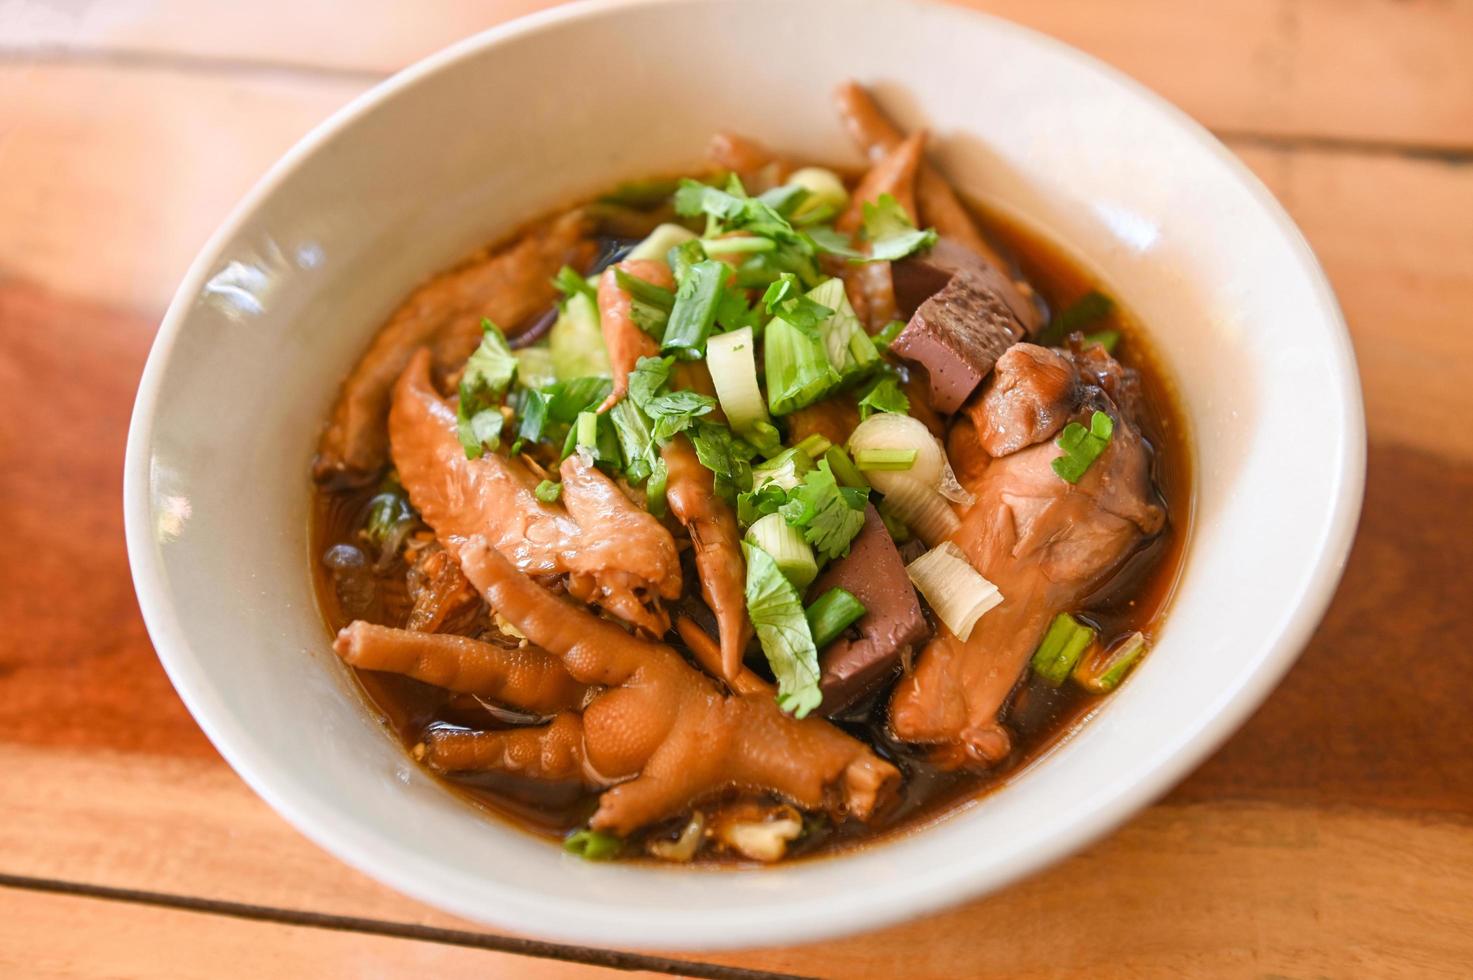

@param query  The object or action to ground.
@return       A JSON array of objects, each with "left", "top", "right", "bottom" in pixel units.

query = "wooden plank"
[
  {"left": 0, "top": 65, "right": 359, "bottom": 319},
  {"left": 1, "top": 261, "right": 1469, "bottom": 977},
  {"left": 1, "top": 65, "right": 1468, "bottom": 459},
  {"left": 0, "top": 887, "right": 659, "bottom": 980},
  {"left": 1232, "top": 144, "right": 1473, "bottom": 462},
  {"left": 6, "top": 0, "right": 1471, "bottom": 149},
  {"left": 2, "top": 743, "right": 1470, "bottom": 979}
]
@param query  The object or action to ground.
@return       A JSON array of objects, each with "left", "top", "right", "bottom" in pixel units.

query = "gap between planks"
[{"left": 0, "top": 872, "right": 811, "bottom": 980}]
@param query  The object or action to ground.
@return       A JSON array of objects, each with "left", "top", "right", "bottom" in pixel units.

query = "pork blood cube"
[{"left": 890, "top": 271, "right": 1027, "bottom": 414}]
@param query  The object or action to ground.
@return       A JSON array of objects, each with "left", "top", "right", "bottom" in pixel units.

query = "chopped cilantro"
[
  {"left": 857, "top": 375, "right": 910, "bottom": 419},
  {"left": 456, "top": 319, "right": 518, "bottom": 458},
  {"left": 742, "top": 541, "right": 823, "bottom": 718},
  {"left": 1039, "top": 290, "right": 1114, "bottom": 346},
  {"left": 778, "top": 461, "right": 869, "bottom": 561},
  {"left": 859, "top": 194, "right": 938, "bottom": 262}
]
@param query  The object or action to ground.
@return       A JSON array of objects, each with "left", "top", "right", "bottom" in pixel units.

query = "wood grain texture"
[
  {"left": 7, "top": 0, "right": 1471, "bottom": 148},
  {"left": 0, "top": 887, "right": 660, "bottom": 980},
  {"left": 1, "top": 0, "right": 1471, "bottom": 976}
]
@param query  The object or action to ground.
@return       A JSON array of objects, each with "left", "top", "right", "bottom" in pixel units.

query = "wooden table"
[{"left": 3, "top": 2, "right": 1470, "bottom": 976}]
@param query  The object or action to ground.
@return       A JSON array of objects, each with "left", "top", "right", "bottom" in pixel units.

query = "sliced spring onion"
[
  {"left": 881, "top": 477, "right": 959, "bottom": 546},
  {"left": 549, "top": 292, "right": 611, "bottom": 379},
  {"left": 746, "top": 513, "right": 818, "bottom": 590},
  {"left": 1082, "top": 329, "right": 1120, "bottom": 353},
  {"left": 613, "top": 267, "right": 675, "bottom": 311},
  {"left": 905, "top": 541, "right": 1003, "bottom": 642},
  {"left": 764, "top": 314, "right": 841, "bottom": 416},
  {"left": 704, "top": 326, "right": 771, "bottom": 437},
  {"left": 876, "top": 499, "right": 913, "bottom": 543},
  {"left": 823, "top": 446, "right": 870, "bottom": 491},
  {"left": 847, "top": 413, "right": 943, "bottom": 494},
  {"left": 624, "top": 222, "right": 697, "bottom": 263},
  {"left": 1030, "top": 613, "right": 1097, "bottom": 687},
  {"left": 805, "top": 587, "right": 867, "bottom": 649},
  {"left": 785, "top": 166, "right": 849, "bottom": 224},
  {"left": 575, "top": 411, "right": 599, "bottom": 452},
  {"left": 513, "top": 346, "right": 558, "bottom": 389},
  {"left": 662, "top": 259, "right": 726, "bottom": 358},
  {"left": 534, "top": 480, "right": 562, "bottom": 503},
  {"left": 806, "top": 277, "right": 880, "bottom": 381},
  {"left": 752, "top": 446, "right": 816, "bottom": 493},
  {"left": 700, "top": 235, "right": 776, "bottom": 254},
  {"left": 1072, "top": 631, "right": 1146, "bottom": 693},
  {"left": 1038, "top": 289, "right": 1114, "bottom": 346},
  {"left": 564, "top": 828, "right": 622, "bottom": 860},
  {"left": 854, "top": 448, "right": 918, "bottom": 471},
  {"left": 1052, "top": 410, "right": 1115, "bottom": 484},
  {"left": 795, "top": 433, "right": 832, "bottom": 460}
]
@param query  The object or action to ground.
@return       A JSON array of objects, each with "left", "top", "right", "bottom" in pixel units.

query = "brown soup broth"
[{"left": 311, "top": 187, "right": 1193, "bottom": 863}]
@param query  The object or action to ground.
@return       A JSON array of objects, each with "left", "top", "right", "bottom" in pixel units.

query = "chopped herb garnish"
[
  {"left": 779, "top": 461, "right": 868, "bottom": 561},
  {"left": 456, "top": 319, "right": 518, "bottom": 458},
  {"left": 1051, "top": 410, "right": 1114, "bottom": 483},
  {"left": 805, "top": 224, "right": 865, "bottom": 260},
  {"left": 661, "top": 259, "right": 726, "bottom": 359},
  {"left": 858, "top": 194, "right": 938, "bottom": 262},
  {"left": 552, "top": 265, "right": 596, "bottom": 305},
  {"left": 805, "top": 587, "right": 867, "bottom": 649},
  {"left": 854, "top": 448, "right": 917, "bottom": 471},
  {"left": 688, "top": 421, "right": 756, "bottom": 503},
  {"left": 1083, "top": 329, "right": 1120, "bottom": 353},
  {"left": 856, "top": 375, "right": 910, "bottom": 420},
  {"left": 598, "top": 176, "right": 681, "bottom": 209},
  {"left": 564, "top": 828, "right": 623, "bottom": 860},
  {"left": 742, "top": 541, "right": 823, "bottom": 718},
  {"left": 823, "top": 445, "right": 870, "bottom": 491},
  {"left": 613, "top": 267, "right": 675, "bottom": 312},
  {"left": 873, "top": 319, "right": 907, "bottom": 349},
  {"left": 1031, "top": 613, "right": 1097, "bottom": 687},
  {"left": 534, "top": 480, "right": 562, "bottom": 503},
  {"left": 1039, "top": 290, "right": 1114, "bottom": 345}
]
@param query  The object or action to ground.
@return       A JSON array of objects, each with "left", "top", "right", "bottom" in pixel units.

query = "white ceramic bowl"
[{"left": 125, "top": 0, "right": 1363, "bottom": 950}]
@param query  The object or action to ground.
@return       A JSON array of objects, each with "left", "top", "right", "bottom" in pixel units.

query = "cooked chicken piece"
[
  {"left": 334, "top": 622, "right": 589, "bottom": 714},
  {"left": 833, "top": 82, "right": 1008, "bottom": 272},
  {"left": 963, "top": 343, "right": 1077, "bottom": 456},
  {"left": 416, "top": 543, "right": 900, "bottom": 835},
  {"left": 663, "top": 437, "right": 750, "bottom": 681},
  {"left": 389, "top": 349, "right": 681, "bottom": 634},
  {"left": 315, "top": 210, "right": 596, "bottom": 484},
  {"left": 404, "top": 545, "right": 481, "bottom": 633},
  {"left": 707, "top": 132, "right": 788, "bottom": 190},
  {"left": 890, "top": 343, "right": 1163, "bottom": 766},
  {"left": 596, "top": 258, "right": 670, "bottom": 412}
]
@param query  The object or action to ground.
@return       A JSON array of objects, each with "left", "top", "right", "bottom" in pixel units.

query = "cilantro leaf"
[
  {"left": 805, "top": 225, "right": 865, "bottom": 260},
  {"left": 859, "top": 194, "right": 938, "bottom": 262},
  {"left": 742, "top": 541, "right": 823, "bottom": 718},
  {"left": 627, "top": 356, "right": 674, "bottom": 409},
  {"left": 456, "top": 319, "right": 518, "bottom": 458},
  {"left": 1038, "top": 290, "right": 1115, "bottom": 346},
  {"left": 1051, "top": 410, "right": 1115, "bottom": 483},
  {"left": 688, "top": 421, "right": 756, "bottom": 502},
  {"left": 857, "top": 375, "right": 910, "bottom": 419},
  {"left": 779, "top": 461, "right": 868, "bottom": 560}
]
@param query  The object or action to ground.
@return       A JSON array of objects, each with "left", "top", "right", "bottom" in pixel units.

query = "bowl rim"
[{"left": 124, "top": 0, "right": 1366, "bottom": 949}]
